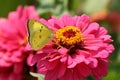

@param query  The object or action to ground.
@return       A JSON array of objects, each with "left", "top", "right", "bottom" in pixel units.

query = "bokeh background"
[{"left": 0, "top": 0, "right": 120, "bottom": 80}]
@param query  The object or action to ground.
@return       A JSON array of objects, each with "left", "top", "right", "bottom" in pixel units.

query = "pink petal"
[
  {"left": 84, "top": 45, "right": 100, "bottom": 50},
  {"left": 73, "top": 69, "right": 84, "bottom": 80},
  {"left": 68, "top": 61, "right": 77, "bottom": 68},
  {"left": 60, "top": 14, "right": 75, "bottom": 26},
  {"left": 77, "top": 63, "right": 91, "bottom": 77},
  {"left": 8, "top": 6, "right": 21, "bottom": 20},
  {"left": 57, "top": 63, "right": 66, "bottom": 78},
  {"left": 45, "top": 62, "right": 66, "bottom": 80},
  {"left": 45, "top": 60, "right": 59, "bottom": 70},
  {"left": 13, "top": 62, "right": 23, "bottom": 74},
  {"left": 76, "top": 50, "right": 90, "bottom": 57},
  {"left": 67, "top": 56, "right": 73, "bottom": 67},
  {"left": 92, "top": 60, "right": 108, "bottom": 80},
  {"left": 48, "top": 19, "right": 58, "bottom": 31},
  {"left": 58, "top": 47, "right": 68, "bottom": 55},
  {"left": 25, "top": 43, "right": 33, "bottom": 51},
  {"left": 24, "top": 6, "right": 39, "bottom": 19},
  {"left": 37, "top": 65, "right": 47, "bottom": 74},
  {"left": 27, "top": 54, "right": 34, "bottom": 66},
  {"left": 106, "top": 44, "right": 114, "bottom": 53},
  {"left": 73, "top": 54, "right": 85, "bottom": 63},
  {"left": 100, "top": 35, "right": 112, "bottom": 42},
  {"left": 39, "top": 19, "right": 57, "bottom": 31},
  {"left": 98, "top": 27, "right": 107, "bottom": 35},
  {"left": 94, "top": 50, "right": 109, "bottom": 58},
  {"left": 51, "top": 16, "right": 64, "bottom": 28},
  {"left": 75, "top": 14, "right": 90, "bottom": 31},
  {"left": 0, "top": 59, "right": 12, "bottom": 67},
  {"left": 87, "top": 58, "right": 98, "bottom": 68},
  {"left": 31, "top": 53, "right": 47, "bottom": 65},
  {"left": 83, "top": 22, "right": 99, "bottom": 34},
  {"left": 60, "top": 55, "right": 68, "bottom": 62},
  {"left": 59, "top": 69, "right": 73, "bottom": 80}
]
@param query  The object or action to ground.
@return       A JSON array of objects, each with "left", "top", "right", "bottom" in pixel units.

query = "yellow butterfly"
[{"left": 27, "top": 19, "right": 53, "bottom": 50}]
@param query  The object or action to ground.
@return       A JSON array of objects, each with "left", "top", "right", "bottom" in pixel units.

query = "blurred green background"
[{"left": 0, "top": 0, "right": 120, "bottom": 80}]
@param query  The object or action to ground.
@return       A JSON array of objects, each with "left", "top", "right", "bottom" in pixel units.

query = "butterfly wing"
[{"left": 27, "top": 19, "right": 53, "bottom": 50}]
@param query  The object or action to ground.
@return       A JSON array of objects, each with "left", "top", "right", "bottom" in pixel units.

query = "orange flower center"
[{"left": 56, "top": 26, "right": 83, "bottom": 48}]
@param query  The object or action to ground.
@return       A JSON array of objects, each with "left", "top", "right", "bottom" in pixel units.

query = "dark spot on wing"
[
  {"left": 39, "top": 35, "right": 41, "bottom": 38},
  {"left": 37, "top": 45, "right": 39, "bottom": 47},
  {"left": 41, "top": 26, "right": 43, "bottom": 28},
  {"left": 39, "top": 29, "right": 42, "bottom": 32},
  {"left": 48, "top": 36, "right": 51, "bottom": 39}
]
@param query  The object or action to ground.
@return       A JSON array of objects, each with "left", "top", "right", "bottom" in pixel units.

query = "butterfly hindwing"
[{"left": 27, "top": 19, "right": 53, "bottom": 50}]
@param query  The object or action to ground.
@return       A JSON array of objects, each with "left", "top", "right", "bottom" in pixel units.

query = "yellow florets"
[{"left": 56, "top": 26, "right": 83, "bottom": 48}]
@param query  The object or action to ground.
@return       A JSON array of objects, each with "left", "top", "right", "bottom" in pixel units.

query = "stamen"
[{"left": 56, "top": 26, "right": 83, "bottom": 48}]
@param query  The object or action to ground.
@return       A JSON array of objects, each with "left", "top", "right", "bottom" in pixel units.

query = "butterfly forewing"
[{"left": 27, "top": 19, "right": 53, "bottom": 50}]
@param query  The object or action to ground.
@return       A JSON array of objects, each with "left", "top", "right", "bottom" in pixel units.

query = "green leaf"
[{"left": 30, "top": 72, "right": 44, "bottom": 80}]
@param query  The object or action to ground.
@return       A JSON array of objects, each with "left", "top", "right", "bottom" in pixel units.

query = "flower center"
[
  {"left": 63, "top": 30, "right": 76, "bottom": 38},
  {"left": 56, "top": 26, "right": 83, "bottom": 48}
]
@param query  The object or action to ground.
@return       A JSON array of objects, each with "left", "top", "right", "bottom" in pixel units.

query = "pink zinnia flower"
[
  {"left": 0, "top": 6, "right": 39, "bottom": 80},
  {"left": 32, "top": 14, "right": 114, "bottom": 80}
]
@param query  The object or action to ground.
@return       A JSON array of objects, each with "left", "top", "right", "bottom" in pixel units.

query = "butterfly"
[{"left": 27, "top": 19, "right": 54, "bottom": 50}]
